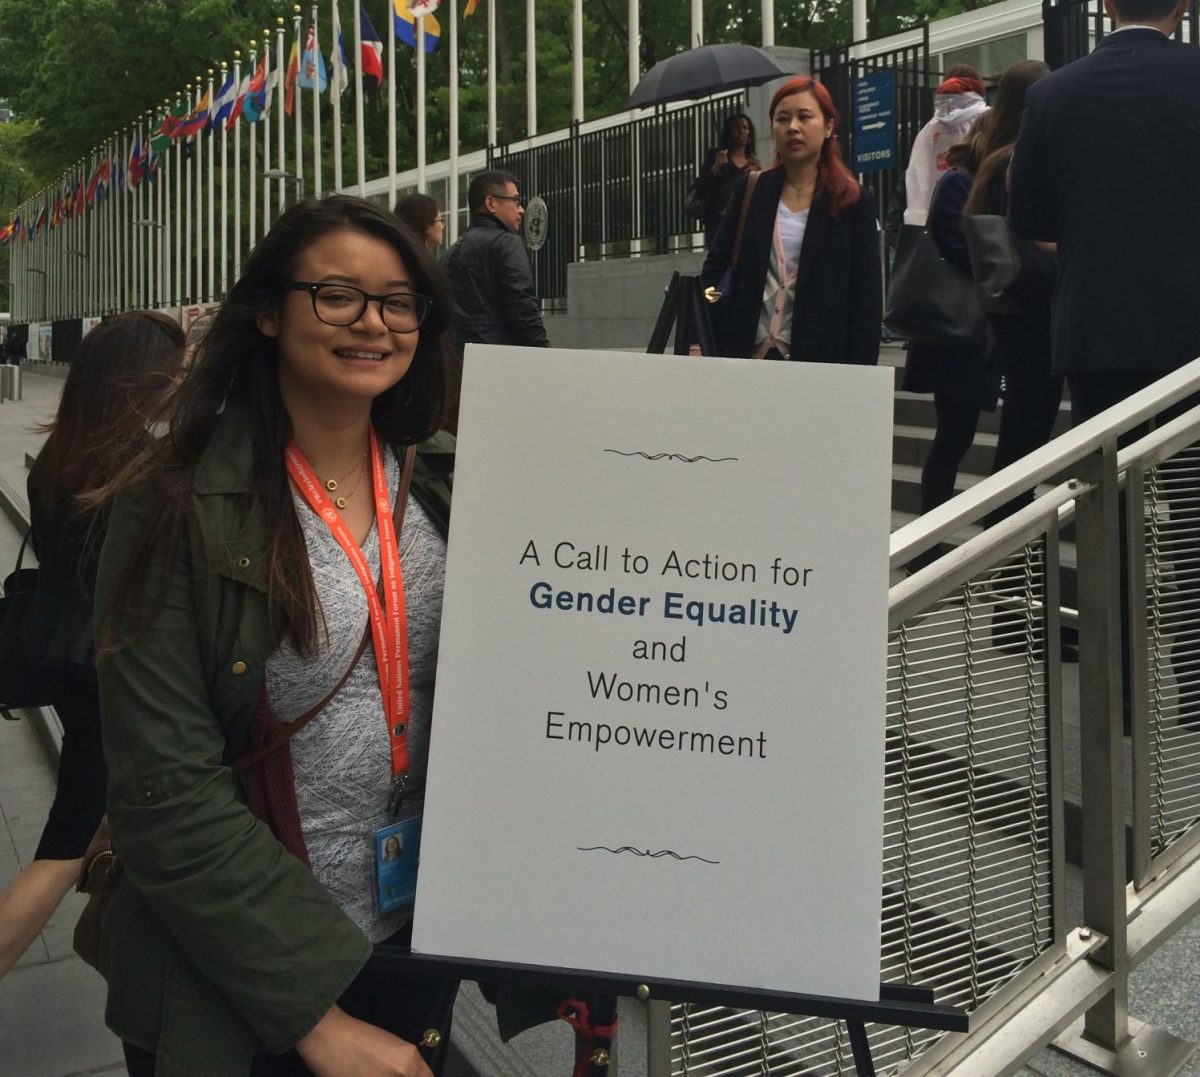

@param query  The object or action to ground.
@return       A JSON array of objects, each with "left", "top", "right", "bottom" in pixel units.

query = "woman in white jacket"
[{"left": 903, "top": 66, "right": 988, "bottom": 226}]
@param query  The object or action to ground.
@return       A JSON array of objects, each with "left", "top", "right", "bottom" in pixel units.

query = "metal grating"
[
  {"left": 669, "top": 541, "right": 1056, "bottom": 1075},
  {"left": 1144, "top": 444, "right": 1200, "bottom": 860}
]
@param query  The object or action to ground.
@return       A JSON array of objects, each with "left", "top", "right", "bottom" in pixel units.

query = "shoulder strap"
[
  {"left": 230, "top": 444, "right": 416, "bottom": 773},
  {"left": 732, "top": 170, "right": 761, "bottom": 267}
]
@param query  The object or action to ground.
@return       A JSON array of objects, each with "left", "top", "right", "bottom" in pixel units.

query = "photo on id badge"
[{"left": 375, "top": 816, "right": 423, "bottom": 914}]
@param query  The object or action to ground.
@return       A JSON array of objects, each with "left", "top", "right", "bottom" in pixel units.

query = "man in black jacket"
[
  {"left": 443, "top": 170, "right": 549, "bottom": 348},
  {"left": 1009, "top": 0, "right": 1200, "bottom": 420}
]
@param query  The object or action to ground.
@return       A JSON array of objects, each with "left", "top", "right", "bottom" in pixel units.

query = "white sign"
[{"left": 414, "top": 347, "right": 893, "bottom": 1002}]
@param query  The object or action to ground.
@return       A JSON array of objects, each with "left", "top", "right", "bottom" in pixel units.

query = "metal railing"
[
  {"left": 489, "top": 93, "right": 746, "bottom": 303},
  {"left": 646, "top": 358, "right": 1200, "bottom": 1075}
]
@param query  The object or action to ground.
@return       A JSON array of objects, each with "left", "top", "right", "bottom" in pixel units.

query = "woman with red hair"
[{"left": 701, "top": 76, "right": 881, "bottom": 364}]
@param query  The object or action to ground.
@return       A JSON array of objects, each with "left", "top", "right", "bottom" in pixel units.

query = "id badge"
[{"left": 374, "top": 815, "right": 423, "bottom": 914}]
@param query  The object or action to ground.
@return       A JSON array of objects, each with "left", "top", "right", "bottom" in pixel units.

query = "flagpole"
[
  {"left": 762, "top": 0, "right": 775, "bottom": 46},
  {"left": 388, "top": 0, "right": 398, "bottom": 205},
  {"left": 332, "top": 0, "right": 344, "bottom": 190},
  {"left": 207, "top": 67, "right": 216, "bottom": 302},
  {"left": 277, "top": 17, "right": 287, "bottom": 209},
  {"left": 232, "top": 52, "right": 243, "bottom": 282},
  {"left": 163, "top": 101, "right": 173, "bottom": 308},
  {"left": 353, "top": 0, "right": 366, "bottom": 192},
  {"left": 139, "top": 122, "right": 148, "bottom": 308},
  {"left": 691, "top": 0, "right": 702, "bottom": 47},
  {"left": 248, "top": 45, "right": 259, "bottom": 250},
  {"left": 487, "top": 0, "right": 497, "bottom": 146},
  {"left": 293, "top": 5, "right": 305, "bottom": 200},
  {"left": 123, "top": 130, "right": 132, "bottom": 311},
  {"left": 157, "top": 116, "right": 165, "bottom": 307},
  {"left": 417, "top": 16, "right": 426, "bottom": 193},
  {"left": 185, "top": 87, "right": 194, "bottom": 303},
  {"left": 194, "top": 76, "right": 204, "bottom": 303},
  {"left": 311, "top": 4, "right": 322, "bottom": 197},
  {"left": 573, "top": 0, "right": 583, "bottom": 123},
  {"left": 263, "top": 29, "right": 273, "bottom": 234},
  {"left": 449, "top": 0, "right": 459, "bottom": 243},
  {"left": 526, "top": 0, "right": 536, "bottom": 137},
  {"left": 629, "top": 0, "right": 639, "bottom": 92},
  {"left": 220, "top": 60, "right": 230, "bottom": 299}
]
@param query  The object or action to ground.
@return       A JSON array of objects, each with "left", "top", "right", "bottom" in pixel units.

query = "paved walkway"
[{"left": 0, "top": 368, "right": 1194, "bottom": 1076}]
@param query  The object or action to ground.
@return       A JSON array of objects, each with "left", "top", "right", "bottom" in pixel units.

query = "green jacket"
[{"left": 94, "top": 406, "right": 454, "bottom": 1075}]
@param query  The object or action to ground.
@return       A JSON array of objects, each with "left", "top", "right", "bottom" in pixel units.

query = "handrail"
[{"left": 889, "top": 356, "right": 1200, "bottom": 568}]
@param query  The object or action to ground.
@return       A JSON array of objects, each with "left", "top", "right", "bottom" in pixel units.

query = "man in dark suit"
[
  {"left": 1009, "top": 0, "right": 1200, "bottom": 420},
  {"left": 1011, "top": 1, "right": 1200, "bottom": 732}
]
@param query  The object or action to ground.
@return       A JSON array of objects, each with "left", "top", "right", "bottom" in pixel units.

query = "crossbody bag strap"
[
  {"left": 230, "top": 444, "right": 417, "bottom": 773},
  {"left": 731, "top": 169, "right": 761, "bottom": 267}
]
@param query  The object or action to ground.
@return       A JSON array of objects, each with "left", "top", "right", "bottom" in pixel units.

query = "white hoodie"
[{"left": 903, "top": 92, "right": 988, "bottom": 226}]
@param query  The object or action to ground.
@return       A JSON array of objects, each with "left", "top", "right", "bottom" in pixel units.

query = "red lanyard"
[{"left": 285, "top": 430, "right": 409, "bottom": 784}]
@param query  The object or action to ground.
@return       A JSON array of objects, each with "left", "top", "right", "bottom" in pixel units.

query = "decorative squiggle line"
[
  {"left": 577, "top": 845, "right": 720, "bottom": 865},
  {"left": 603, "top": 449, "right": 738, "bottom": 463}
]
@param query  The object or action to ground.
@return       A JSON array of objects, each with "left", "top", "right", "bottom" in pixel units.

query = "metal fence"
[
  {"left": 646, "top": 361, "right": 1200, "bottom": 1075},
  {"left": 1042, "top": 0, "right": 1200, "bottom": 67},
  {"left": 488, "top": 94, "right": 746, "bottom": 303}
]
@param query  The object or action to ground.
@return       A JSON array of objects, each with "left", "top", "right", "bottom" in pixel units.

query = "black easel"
[
  {"left": 370, "top": 948, "right": 967, "bottom": 1076},
  {"left": 647, "top": 271, "right": 718, "bottom": 356}
]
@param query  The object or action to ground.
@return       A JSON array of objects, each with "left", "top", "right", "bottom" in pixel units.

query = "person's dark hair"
[
  {"left": 468, "top": 170, "right": 519, "bottom": 213},
  {"left": 944, "top": 63, "right": 982, "bottom": 81},
  {"left": 31, "top": 310, "right": 184, "bottom": 527},
  {"left": 719, "top": 112, "right": 757, "bottom": 152},
  {"left": 394, "top": 192, "right": 441, "bottom": 239},
  {"left": 1112, "top": 0, "right": 1179, "bottom": 21},
  {"left": 100, "top": 195, "right": 453, "bottom": 655},
  {"left": 964, "top": 60, "right": 1050, "bottom": 216}
]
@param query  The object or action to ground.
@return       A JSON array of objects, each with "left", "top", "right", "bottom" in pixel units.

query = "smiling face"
[
  {"left": 258, "top": 228, "right": 420, "bottom": 409},
  {"left": 771, "top": 90, "right": 833, "bottom": 171}
]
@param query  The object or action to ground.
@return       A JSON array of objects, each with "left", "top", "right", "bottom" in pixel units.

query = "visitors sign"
[
  {"left": 853, "top": 70, "right": 896, "bottom": 172},
  {"left": 414, "top": 347, "right": 894, "bottom": 1001}
]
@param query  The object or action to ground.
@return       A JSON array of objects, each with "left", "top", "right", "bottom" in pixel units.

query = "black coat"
[
  {"left": 700, "top": 167, "right": 882, "bottom": 364},
  {"left": 443, "top": 213, "right": 549, "bottom": 348},
  {"left": 1009, "top": 29, "right": 1200, "bottom": 375}
]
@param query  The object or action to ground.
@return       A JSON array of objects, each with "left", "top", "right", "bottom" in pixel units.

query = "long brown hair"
[
  {"left": 100, "top": 195, "right": 453, "bottom": 656},
  {"left": 767, "top": 76, "right": 861, "bottom": 216},
  {"left": 964, "top": 60, "right": 1050, "bottom": 217},
  {"left": 30, "top": 310, "right": 184, "bottom": 526}
]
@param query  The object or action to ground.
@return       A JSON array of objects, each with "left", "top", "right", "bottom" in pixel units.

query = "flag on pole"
[
  {"left": 298, "top": 26, "right": 328, "bottom": 92},
  {"left": 86, "top": 157, "right": 110, "bottom": 205},
  {"left": 359, "top": 2, "right": 384, "bottom": 84},
  {"left": 173, "top": 90, "right": 212, "bottom": 139},
  {"left": 394, "top": 0, "right": 441, "bottom": 52},
  {"left": 463, "top": 0, "right": 479, "bottom": 14},
  {"left": 264, "top": 64, "right": 280, "bottom": 112},
  {"left": 331, "top": 20, "right": 350, "bottom": 94},
  {"left": 74, "top": 177, "right": 85, "bottom": 216},
  {"left": 241, "top": 57, "right": 269, "bottom": 123},
  {"left": 128, "top": 134, "right": 145, "bottom": 188},
  {"left": 210, "top": 71, "right": 239, "bottom": 127},
  {"left": 0, "top": 221, "right": 14, "bottom": 245},
  {"left": 284, "top": 38, "right": 301, "bottom": 116}
]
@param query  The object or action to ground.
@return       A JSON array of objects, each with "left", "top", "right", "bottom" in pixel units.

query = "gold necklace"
[
  {"left": 332, "top": 464, "right": 366, "bottom": 510},
  {"left": 322, "top": 451, "right": 367, "bottom": 492}
]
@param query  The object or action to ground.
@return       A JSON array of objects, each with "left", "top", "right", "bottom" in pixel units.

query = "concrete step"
[
  {"left": 893, "top": 389, "right": 1073, "bottom": 438},
  {"left": 893, "top": 421, "right": 999, "bottom": 475}
]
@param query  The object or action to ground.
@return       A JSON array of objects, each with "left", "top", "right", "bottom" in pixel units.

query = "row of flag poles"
[{"left": 4, "top": 0, "right": 506, "bottom": 325}]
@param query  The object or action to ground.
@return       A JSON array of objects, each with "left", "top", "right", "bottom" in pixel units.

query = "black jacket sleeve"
[
  {"left": 1008, "top": 92, "right": 1056, "bottom": 242},
  {"left": 928, "top": 170, "right": 973, "bottom": 276},
  {"left": 701, "top": 171, "right": 749, "bottom": 288},
  {"left": 847, "top": 191, "right": 883, "bottom": 366},
  {"left": 492, "top": 231, "right": 550, "bottom": 347}
]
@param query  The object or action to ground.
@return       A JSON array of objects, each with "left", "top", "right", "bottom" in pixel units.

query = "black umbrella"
[{"left": 627, "top": 43, "right": 794, "bottom": 110}]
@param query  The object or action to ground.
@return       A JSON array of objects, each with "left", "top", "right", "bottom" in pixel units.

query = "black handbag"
[
  {"left": 885, "top": 223, "right": 987, "bottom": 347},
  {"left": 965, "top": 213, "right": 1057, "bottom": 326},
  {"left": 0, "top": 531, "right": 52, "bottom": 716},
  {"left": 684, "top": 180, "right": 710, "bottom": 222}
]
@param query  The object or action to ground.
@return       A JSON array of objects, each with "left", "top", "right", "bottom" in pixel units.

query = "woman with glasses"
[
  {"left": 93, "top": 196, "right": 455, "bottom": 1076},
  {"left": 394, "top": 192, "right": 445, "bottom": 252}
]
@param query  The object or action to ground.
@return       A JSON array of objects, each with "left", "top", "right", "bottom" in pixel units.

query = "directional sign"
[{"left": 852, "top": 70, "right": 896, "bottom": 173}]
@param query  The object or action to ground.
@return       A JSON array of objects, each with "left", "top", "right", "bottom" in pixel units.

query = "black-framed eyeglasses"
[
  {"left": 287, "top": 282, "right": 433, "bottom": 333},
  {"left": 489, "top": 193, "right": 525, "bottom": 207}
]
